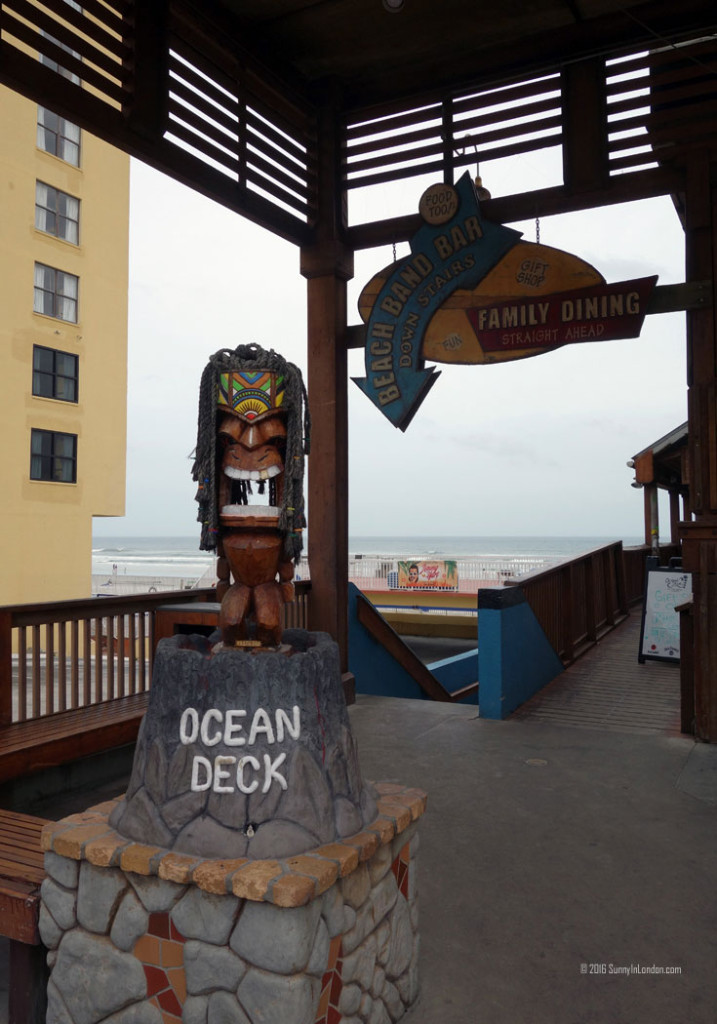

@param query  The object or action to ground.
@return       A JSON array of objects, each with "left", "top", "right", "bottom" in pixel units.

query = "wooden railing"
[
  {"left": 622, "top": 543, "right": 680, "bottom": 605},
  {"left": 0, "top": 583, "right": 311, "bottom": 727},
  {"left": 504, "top": 542, "right": 629, "bottom": 666}
]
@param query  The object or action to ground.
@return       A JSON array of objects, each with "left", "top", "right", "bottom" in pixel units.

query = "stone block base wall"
[{"left": 39, "top": 783, "right": 425, "bottom": 1024}]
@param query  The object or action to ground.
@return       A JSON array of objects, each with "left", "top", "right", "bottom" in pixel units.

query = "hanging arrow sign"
[{"left": 353, "top": 172, "right": 522, "bottom": 430}]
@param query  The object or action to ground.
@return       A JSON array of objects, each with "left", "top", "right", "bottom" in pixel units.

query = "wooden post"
[
  {"left": 603, "top": 548, "right": 616, "bottom": 627},
  {"left": 561, "top": 59, "right": 609, "bottom": 195},
  {"left": 8, "top": 941, "right": 48, "bottom": 1024},
  {"left": 669, "top": 489, "right": 681, "bottom": 545},
  {"left": 643, "top": 484, "right": 659, "bottom": 551},
  {"left": 301, "top": 88, "right": 354, "bottom": 668},
  {"left": 123, "top": 0, "right": 169, "bottom": 139},
  {"left": 682, "top": 154, "right": 717, "bottom": 741},
  {"left": 584, "top": 554, "right": 597, "bottom": 642},
  {"left": 560, "top": 565, "right": 574, "bottom": 664},
  {"left": 614, "top": 543, "right": 628, "bottom": 617},
  {"left": 0, "top": 608, "right": 12, "bottom": 727}
]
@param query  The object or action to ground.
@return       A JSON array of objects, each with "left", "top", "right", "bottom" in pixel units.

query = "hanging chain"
[
  {"left": 535, "top": 215, "right": 540, "bottom": 245},
  {"left": 392, "top": 240, "right": 397, "bottom": 263}
]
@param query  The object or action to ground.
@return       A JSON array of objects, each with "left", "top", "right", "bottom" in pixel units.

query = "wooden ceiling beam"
[{"left": 345, "top": 164, "right": 685, "bottom": 250}]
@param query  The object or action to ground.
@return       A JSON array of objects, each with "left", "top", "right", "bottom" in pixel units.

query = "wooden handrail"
[
  {"left": 503, "top": 541, "right": 629, "bottom": 666},
  {"left": 0, "top": 582, "right": 312, "bottom": 726},
  {"left": 505, "top": 541, "right": 623, "bottom": 586},
  {"left": 5, "top": 588, "right": 216, "bottom": 627}
]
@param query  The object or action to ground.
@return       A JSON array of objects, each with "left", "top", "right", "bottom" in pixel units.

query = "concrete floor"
[
  {"left": 351, "top": 695, "right": 717, "bottom": 1023},
  {"left": 3, "top": 696, "right": 716, "bottom": 1023}
]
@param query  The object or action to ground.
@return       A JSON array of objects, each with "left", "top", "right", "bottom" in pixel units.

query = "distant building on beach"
[{"left": 0, "top": 67, "right": 129, "bottom": 604}]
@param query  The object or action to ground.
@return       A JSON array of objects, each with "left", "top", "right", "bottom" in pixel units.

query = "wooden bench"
[
  {"left": 0, "top": 693, "right": 149, "bottom": 784},
  {"left": 0, "top": 809, "right": 50, "bottom": 1023}
]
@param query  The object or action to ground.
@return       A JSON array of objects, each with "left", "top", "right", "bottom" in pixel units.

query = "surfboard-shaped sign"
[{"left": 354, "top": 172, "right": 657, "bottom": 430}]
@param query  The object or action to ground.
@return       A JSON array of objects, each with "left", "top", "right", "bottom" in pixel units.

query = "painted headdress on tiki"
[{"left": 192, "top": 344, "right": 310, "bottom": 563}]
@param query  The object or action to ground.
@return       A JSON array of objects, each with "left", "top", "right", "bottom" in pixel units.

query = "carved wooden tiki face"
[{"left": 216, "top": 370, "right": 287, "bottom": 516}]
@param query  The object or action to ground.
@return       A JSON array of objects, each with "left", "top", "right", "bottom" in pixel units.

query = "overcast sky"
[{"left": 93, "top": 154, "right": 686, "bottom": 541}]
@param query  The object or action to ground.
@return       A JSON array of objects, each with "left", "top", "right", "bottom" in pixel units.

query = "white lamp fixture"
[{"left": 383, "top": 0, "right": 405, "bottom": 11}]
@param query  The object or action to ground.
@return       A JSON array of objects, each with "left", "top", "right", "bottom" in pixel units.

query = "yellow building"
[{"left": 0, "top": 83, "right": 129, "bottom": 605}]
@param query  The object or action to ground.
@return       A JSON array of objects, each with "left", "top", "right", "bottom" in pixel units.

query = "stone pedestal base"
[{"left": 40, "top": 783, "right": 425, "bottom": 1024}]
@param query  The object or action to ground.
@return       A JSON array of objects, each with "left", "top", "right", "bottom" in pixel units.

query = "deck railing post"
[
  {"left": 561, "top": 565, "right": 574, "bottom": 663},
  {"left": 614, "top": 542, "right": 628, "bottom": 615},
  {"left": 0, "top": 609, "right": 12, "bottom": 727},
  {"left": 603, "top": 547, "right": 616, "bottom": 627},
  {"left": 585, "top": 555, "right": 597, "bottom": 643}
]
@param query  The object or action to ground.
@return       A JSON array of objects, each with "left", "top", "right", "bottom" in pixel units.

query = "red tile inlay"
[
  {"left": 149, "top": 912, "right": 171, "bottom": 939},
  {"left": 330, "top": 971, "right": 342, "bottom": 1006},
  {"left": 149, "top": 994, "right": 181, "bottom": 1022},
  {"left": 158, "top": 988, "right": 183, "bottom": 1016},
  {"left": 135, "top": 914, "right": 187, "bottom": 1015},
  {"left": 392, "top": 842, "right": 411, "bottom": 899},
  {"left": 144, "top": 964, "right": 167, "bottom": 998},
  {"left": 314, "top": 939, "right": 343, "bottom": 1024},
  {"left": 397, "top": 862, "right": 407, "bottom": 897}
]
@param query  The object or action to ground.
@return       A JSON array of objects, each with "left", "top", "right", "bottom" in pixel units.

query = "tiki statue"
[{"left": 192, "top": 345, "right": 309, "bottom": 647}]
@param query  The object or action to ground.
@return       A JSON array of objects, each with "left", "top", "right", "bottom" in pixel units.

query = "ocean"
[
  {"left": 92, "top": 533, "right": 644, "bottom": 588},
  {"left": 346, "top": 535, "right": 643, "bottom": 559}
]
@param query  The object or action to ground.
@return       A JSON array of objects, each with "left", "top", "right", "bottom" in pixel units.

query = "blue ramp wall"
[
  {"left": 478, "top": 586, "right": 564, "bottom": 719},
  {"left": 428, "top": 651, "right": 479, "bottom": 701},
  {"left": 348, "top": 584, "right": 478, "bottom": 703}
]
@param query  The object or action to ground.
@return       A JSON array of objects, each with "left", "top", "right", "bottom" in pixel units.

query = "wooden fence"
[
  {"left": 504, "top": 541, "right": 629, "bottom": 666},
  {"left": 503, "top": 541, "right": 682, "bottom": 666},
  {"left": 0, "top": 583, "right": 311, "bottom": 727}
]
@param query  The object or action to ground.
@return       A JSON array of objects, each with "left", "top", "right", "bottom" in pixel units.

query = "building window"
[
  {"left": 30, "top": 429, "right": 77, "bottom": 483},
  {"left": 33, "top": 346, "right": 78, "bottom": 403},
  {"left": 39, "top": 1, "right": 82, "bottom": 84},
  {"left": 35, "top": 182, "right": 80, "bottom": 244},
  {"left": 37, "top": 107, "right": 81, "bottom": 166},
  {"left": 34, "top": 263, "right": 78, "bottom": 322}
]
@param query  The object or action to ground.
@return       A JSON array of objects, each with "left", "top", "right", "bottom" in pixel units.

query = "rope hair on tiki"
[{"left": 191, "top": 344, "right": 310, "bottom": 563}]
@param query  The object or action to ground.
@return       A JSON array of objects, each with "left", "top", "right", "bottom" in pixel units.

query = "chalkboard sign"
[{"left": 638, "top": 567, "right": 692, "bottom": 663}]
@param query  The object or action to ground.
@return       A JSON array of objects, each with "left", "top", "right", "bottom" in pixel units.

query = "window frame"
[
  {"left": 32, "top": 345, "right": 79, "bottom": 403},
  {"left": 33, "top": 262, "right": 79, "bottom": 323},
  {"left": 35, "top": 181, "right": 80, "bottom": 245},
  {"left": 36, "top": 106, "right": 81, "bottom": 166},
  {"left": 30, "top": 428, "right": 78, "bottom": 484}
]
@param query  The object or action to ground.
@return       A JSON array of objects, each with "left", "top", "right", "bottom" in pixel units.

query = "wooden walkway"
[{"left": 511, "top": 608, "right": 682, "bottom": 734}]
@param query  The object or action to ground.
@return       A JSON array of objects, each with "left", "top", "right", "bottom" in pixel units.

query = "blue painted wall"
[
  {"left": 428, "top": 651, "right": 479, "bottom": 704},
  {"left": 348, "top": 584, "right": 478, "bottom": 703},
  {"left": 478, "top": 586, "right": 564, "bottom": 719}
]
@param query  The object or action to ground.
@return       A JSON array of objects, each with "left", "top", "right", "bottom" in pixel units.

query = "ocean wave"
[{"left": 98, "top": 554, "right": 211, "bottom": 563}]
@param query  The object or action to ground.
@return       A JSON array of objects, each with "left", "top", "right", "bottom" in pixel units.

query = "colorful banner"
[{"left": 392, "top": 560, "right": 459, "bottom": 591}]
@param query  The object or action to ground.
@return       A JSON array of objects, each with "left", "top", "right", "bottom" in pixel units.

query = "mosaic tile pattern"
[
  {"left": 392, "top": 841, "right": 411, "bottom": 899},
  {"left": 40, "top": 783, "right": 425, "bottom": 1024},
  {"left": 134, "top": 913, "right": 187, "bottom": 1023},
  {"left": 315, "top": 935, "right": 343, "bottom": 1024}
]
